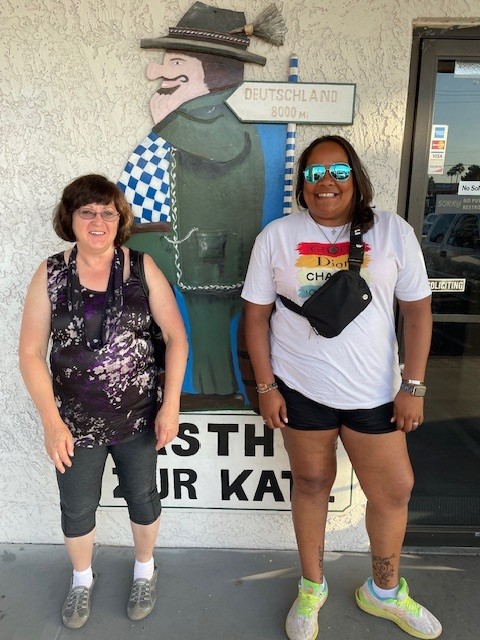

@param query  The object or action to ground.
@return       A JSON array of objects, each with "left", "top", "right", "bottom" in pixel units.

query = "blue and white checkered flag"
[{"left": 118, "top": 132, "right": 171, "bottom": 224}]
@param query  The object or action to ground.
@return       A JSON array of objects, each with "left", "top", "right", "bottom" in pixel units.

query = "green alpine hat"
[{"left": 141, "top": 1, "right": 267, "bottom": 66}]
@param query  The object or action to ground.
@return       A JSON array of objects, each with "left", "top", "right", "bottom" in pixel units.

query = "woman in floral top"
[{"left": 19, "top": 174, "right": 188, "bottom": 629}]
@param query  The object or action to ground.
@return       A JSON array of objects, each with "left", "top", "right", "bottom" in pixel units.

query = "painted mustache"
[{"left": 161, "top": 74, "right": 189, "bottom": 85}]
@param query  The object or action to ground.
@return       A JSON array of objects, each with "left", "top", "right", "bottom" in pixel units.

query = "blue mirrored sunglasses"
[{"left": 303, "top": 162, "right": 352, "bottom": 183}]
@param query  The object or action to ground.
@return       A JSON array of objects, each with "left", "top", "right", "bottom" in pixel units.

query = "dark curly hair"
[
  {"left": 295, "top": 135, "right": 375, "bottom": 232},
  {"left": 53, "top": 174, "right": 133, "bottom": 245}
]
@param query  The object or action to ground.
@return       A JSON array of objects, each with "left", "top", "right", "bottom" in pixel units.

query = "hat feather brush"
[{"left": 229, "top": 3, "right": 287, "bottom": 46}]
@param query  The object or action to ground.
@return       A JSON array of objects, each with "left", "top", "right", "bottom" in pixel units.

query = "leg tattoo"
[
  {"left": 318, "top": 546, "right": 324, "bottom": 574},
  {"left": 372, "top": 553, "right": 396, "bottom": 588}
]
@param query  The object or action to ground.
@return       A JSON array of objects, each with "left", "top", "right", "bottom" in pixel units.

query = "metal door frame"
[
  {"left": 398, "top": 26, "right": 480, "bottom": 233},
  {"left": 398, "top": 27, "right": 480, "bottom": 547}
]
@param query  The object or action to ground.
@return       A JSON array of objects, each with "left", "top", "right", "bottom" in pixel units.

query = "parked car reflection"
[
  {"left": 422, "top": 212, "right": 480, "bottom": 352},
  {"left": 422, "top": 212, "right": 480, "bottom": 282}
]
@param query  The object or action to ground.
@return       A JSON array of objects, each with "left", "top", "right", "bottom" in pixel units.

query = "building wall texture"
[{"left": 1, "top": 0, "right": 479, "bottom": 549}]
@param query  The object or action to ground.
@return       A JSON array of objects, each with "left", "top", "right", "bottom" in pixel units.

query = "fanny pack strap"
[
  {"left": 278, "top": 224, "right": 364, "bottom": 312},
  {"left": 348, "top": 226, "right": 364, "bottom": 274}
]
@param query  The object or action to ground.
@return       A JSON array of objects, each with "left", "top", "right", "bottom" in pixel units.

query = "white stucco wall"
[{"left": 1, "top": 0, "right": 479, "bottom": 549}]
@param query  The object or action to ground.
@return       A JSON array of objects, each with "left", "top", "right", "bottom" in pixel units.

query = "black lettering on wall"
[
  {"left": 253, "top": 470, "right": 284, "bottom": 502},
  {"left": 171, "top": 423, "right": 200, "bottom": 456},
  {"left": 158, "top": 468, "right": 169, "bottom": 499},
  {"left": 221, "top": 469, "right": 252, "bottom": 500},
  {"left": 208, "top": 424, "right": 239, "bottom": 455},
  {"left": 245, "top": 423, "right": 274, "bottom": 457},
  {"left": 174, "top": 469, "right": 198, "bottom": 499}
]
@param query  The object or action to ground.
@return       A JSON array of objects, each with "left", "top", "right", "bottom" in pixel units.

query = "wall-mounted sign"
[
  {"left": 458, "top": 181, "right": 480, "bottom": 195},
  {"left": 436, "top": 195, "right": 480, "bottom": 213},
  {"left": 118, "top": 3, "right": 291, "bottom": 409},
  {"left": 226, "top": 81, "right": 356, "bottom": 124},
  {"left": 429, "top": 279, "right": 466, "bottom": 292},
  {"left": 100, "top": 413, "right": 354, "bottom": 512},
  {"left": 428, "top": 124, "right": 449, "bottom": 175}
]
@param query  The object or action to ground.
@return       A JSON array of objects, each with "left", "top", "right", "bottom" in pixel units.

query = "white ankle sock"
[
  {"left": 72, "top": 566, "right": 93, "bottom": 588},
  {"left": 371, "top": 579, "right": 399, "bottom": 599},
  {"left": 134, "top": 557, "right": 154, "bottom": 581}
]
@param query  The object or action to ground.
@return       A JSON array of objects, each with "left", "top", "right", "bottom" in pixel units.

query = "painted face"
[
  {"left": 147, "top": 51, "right": 209, "bottom": 100},
  {"left": 303, "top": 141, "right": 355, "bottom": 226},
  {"left": 72, "top": 202, "right": 119, "bottom": 251}
]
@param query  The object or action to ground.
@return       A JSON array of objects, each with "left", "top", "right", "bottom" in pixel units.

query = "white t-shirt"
[{"left": 241, "top": 210, "right": 432, "bottom": 409}]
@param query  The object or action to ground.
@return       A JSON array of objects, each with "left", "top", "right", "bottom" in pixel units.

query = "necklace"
[{"left": 310, "top": 216, "right": 349, "bottom": 254}]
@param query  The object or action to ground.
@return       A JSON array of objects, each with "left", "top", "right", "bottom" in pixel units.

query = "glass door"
[{"left": 404, "top": 36, "right": 480, "bottom": 546}]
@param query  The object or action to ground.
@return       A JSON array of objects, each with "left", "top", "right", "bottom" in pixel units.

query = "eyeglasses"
[
  {"left": 76, "top": 209, "right": 120, "bottom": 221},
  {"left": 303, "top": 163, "right": 352, "bottom": 183}
]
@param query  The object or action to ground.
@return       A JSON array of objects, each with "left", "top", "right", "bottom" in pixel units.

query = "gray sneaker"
[
  {"left": 61, "top": 574, "right": 96, "bottom": 629},
  {"left": 127, "top": 566, "right": 158, "bottom": 621}
]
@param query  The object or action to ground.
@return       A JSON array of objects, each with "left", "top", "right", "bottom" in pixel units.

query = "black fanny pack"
[{"left": 279, "top": 226, "right": 372, "bottom": 338}]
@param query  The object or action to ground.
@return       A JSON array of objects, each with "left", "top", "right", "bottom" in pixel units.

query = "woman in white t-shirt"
[{"left": 241, "top": 135, "right": 442, "bottom": 640}]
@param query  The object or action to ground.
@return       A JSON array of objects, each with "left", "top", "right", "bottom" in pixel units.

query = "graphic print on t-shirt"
[{"left": 296, "top": 240, "right": 371, "bottom": 299}]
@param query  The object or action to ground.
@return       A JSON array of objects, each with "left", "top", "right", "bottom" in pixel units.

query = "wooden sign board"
[{"left": 226, "top": 81, "right": 355, "bottom": 124}]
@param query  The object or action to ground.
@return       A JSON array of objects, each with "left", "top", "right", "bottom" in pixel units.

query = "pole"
[{"left": 283, "top": 54, "right": 299, "bottom": 216}]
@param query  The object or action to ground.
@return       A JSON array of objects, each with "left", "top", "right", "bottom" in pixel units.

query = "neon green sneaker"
[
  {"left": 285, "top": 578, "right": 328, "bottom": 640},
  {"left": 355, "top": 577, "right": 442, "bottom": 639}
]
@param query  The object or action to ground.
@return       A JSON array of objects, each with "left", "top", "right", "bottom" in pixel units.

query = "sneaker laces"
[
  {"left": 65, "top": 587, "right": 90, "bottom": 613},
  {"left": 297, "top": 590, "right": 321, "bottom": 617},
  {"left": 130, "top": 578, "right": 152, "bottom": 604},
  {"left": 397, "top": 593, "right": 421, "bottom": 617}
]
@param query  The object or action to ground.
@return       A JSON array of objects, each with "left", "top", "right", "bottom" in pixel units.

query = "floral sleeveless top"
[{"left": 47, "top": 246, "right": 157, "bottom": 448}]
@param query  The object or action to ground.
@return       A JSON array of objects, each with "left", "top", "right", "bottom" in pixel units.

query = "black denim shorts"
[
  {"left": 56, "top": 429, "right": 162, "bottom": 538},
  {"left": 276, "top": 377, "right": 396, "bottom": 434}
]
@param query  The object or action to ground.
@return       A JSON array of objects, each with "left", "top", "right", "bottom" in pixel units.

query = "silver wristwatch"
[{"left": 400, "top": 380, "right": 427, "bottom": 397}]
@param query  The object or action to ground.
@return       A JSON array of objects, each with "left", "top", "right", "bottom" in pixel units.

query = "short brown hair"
[
  {"left": 295, "top": 135, "right": 375, "bottom": 232},
  {"left": 53, "top": 174, "right": 134, "bottom": 245}
]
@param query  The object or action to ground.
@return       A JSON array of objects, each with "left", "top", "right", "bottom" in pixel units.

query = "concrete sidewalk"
[{"left": 0, "top": 543, "right": 477, "bottom": 640}]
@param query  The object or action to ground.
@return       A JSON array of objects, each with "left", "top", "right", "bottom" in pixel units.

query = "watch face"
[
  {"left": 257, "top": 383, "right": 268, "bottom": 392},
  {"left": 413, "top": 385, "right": 426, "bottom": 397},
  {"left": 400, "top": 381, "right": 426, "bottom": 397}
]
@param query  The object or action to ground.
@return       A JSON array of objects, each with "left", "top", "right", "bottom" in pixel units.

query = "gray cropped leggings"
[{"left": 56, "top": 429, "right": 162, "bottom": 538}]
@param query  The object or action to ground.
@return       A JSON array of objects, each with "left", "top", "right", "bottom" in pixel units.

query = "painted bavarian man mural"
[{"left": 119, "top": 2, "right": 286, "bottom": 409}]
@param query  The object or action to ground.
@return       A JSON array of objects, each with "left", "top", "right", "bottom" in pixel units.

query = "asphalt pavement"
[{"left": 0, "top": 543, "right": 478, "bottom": 640}]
